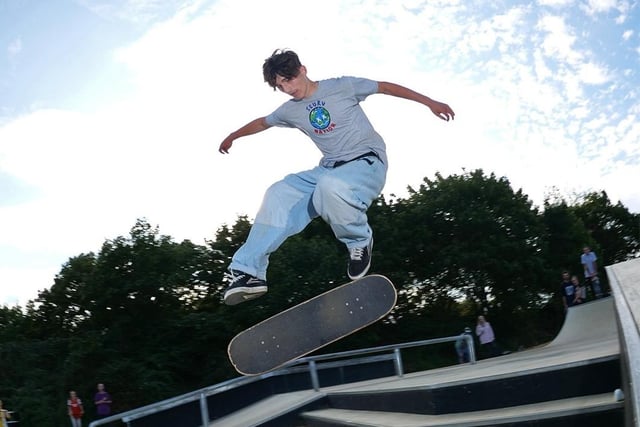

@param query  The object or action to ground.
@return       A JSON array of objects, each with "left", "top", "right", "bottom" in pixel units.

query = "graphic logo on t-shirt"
[{"left": 309, "top": 106, "right": 331, "bottom": 130}]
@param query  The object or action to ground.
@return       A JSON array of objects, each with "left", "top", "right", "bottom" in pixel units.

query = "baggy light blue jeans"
[{"left": 229, "top": 156, "right": 387, "bottom": 280}]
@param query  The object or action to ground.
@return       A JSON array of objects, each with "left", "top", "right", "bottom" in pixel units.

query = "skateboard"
[{"left": 228, "top": 274, "right": 397, "bottom": 376}]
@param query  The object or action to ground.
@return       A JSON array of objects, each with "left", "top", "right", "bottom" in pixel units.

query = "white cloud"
[
  {"left": 538, "top": 14, "right": 582, "bottom": 65},
  {"left": 576, "top": 61, "right": 611, "bottom": 84},
  {"left": 75, "top": 0, "right": 196, "bottom": 24},
  {"left": 537, "top": 0, "right": 574, "bottom": 6},
  {"left": 0, "top": 266, "right": 58, "bottom": 307},
  {"left": 7, "top": 38, "right": 22, "bottom": 58},
  {"left": 533, "top": 49, "right": 553, "bottom": 81},
  {"left": 584, "top": 0, "right": 619, "bottom": 14}
]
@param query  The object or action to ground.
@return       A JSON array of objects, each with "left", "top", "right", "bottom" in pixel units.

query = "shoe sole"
[{"left": 224, "top": 286, "right": 268, "bottom": 306}]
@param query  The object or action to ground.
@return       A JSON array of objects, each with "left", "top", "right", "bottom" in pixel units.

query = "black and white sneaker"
[
  {"left": 223, "top": 270, "right": 268, "bottom": 306},
  {"left": 347, "top": 238, "right": 373, "bottom": 280}
]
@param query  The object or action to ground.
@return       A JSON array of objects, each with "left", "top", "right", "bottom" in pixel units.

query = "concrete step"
[{"left": 301, "top": 392, "right": 624, "bottom": 427}]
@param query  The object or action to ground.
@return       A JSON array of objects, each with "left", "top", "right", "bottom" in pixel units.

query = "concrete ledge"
[{"left": 606, "top": 258, "right": 640, "bottom": 427}]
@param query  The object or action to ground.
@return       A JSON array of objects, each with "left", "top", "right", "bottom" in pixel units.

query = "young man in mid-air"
[{"left": 219, "top": 49, "right": 454, "bottom": 305}]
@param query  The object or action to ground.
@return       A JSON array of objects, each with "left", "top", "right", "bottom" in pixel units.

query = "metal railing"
[
  {"left": 297, "top": 334, "right": 476, "bottom": 390},
  {"left": 88, "top": 334, "right": 475, "bottom": 427}
]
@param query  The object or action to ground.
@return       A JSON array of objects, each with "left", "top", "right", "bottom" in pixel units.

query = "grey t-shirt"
[{"left": 265, "top": 76, "right": 388, "bottom": 167}]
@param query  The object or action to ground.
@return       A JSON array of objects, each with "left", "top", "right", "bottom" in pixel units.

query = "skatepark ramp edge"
[{"left": 606, "top": 258, "right": 640, "bottom": 427}]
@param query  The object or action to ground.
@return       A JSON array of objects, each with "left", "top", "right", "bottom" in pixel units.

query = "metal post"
[
  {"left": 199, "top": 392, "right": 210, "bottom": 427},
  {"left": 309, "top": 360, "right": 320, "bottom": 391},
  {"left": 393, "top": 348, "right": 404, "bottom": 377},
  {"left": 466, "top": 334, "right": 477, "bottom": 364}
]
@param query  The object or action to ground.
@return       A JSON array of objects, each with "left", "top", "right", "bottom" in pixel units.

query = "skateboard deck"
[{"left": 228, "top": 274, "right": 396, "bottom": 376}]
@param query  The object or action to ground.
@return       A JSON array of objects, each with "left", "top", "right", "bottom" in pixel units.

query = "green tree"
[
  {"left": 4, "top": 219, "right": 231, "bottom": 426},
  {"left": 541, "top": 200, "right": 591, "bottom": 278},
  {"left": 375, "top": 170, "right": 551, "bottom": 348},
  {"left": 572, "top": 191, "right": 640, "bottom": 264}
]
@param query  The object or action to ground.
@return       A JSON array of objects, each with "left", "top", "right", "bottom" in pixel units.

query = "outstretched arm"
[
  {"left": 219, "top": 117, "right": 272, "bottom": 154},
  {"left": 377, "top": 81, "right": 455, "bottom": 121}
]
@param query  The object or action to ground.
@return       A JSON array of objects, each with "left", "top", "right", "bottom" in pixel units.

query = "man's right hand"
[{"left": 219, "top": 137, "right": 234, "bottom": 154}]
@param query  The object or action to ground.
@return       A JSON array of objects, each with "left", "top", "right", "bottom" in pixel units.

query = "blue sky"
[{"left": 1, "top": 0, "right": 639, "bottom": 306}]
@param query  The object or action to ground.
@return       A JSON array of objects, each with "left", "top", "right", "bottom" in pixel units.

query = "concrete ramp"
[{"left": 549, "top": 297, "right": 617, "bottom": 348}]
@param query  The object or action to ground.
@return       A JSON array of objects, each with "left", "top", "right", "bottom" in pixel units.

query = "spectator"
[
  {"left": 476, "top": 315, "right": 500, "bottom": 359},
  {"left": 560, "top": 271, "right": 575, "bottom": 311},
  {"left": 455, "top": 327, "right": 474, "bottom": 363},
  {"left": 572, "top": 275, "right": 586, "bottom": 305},
  {"left": 0, "top": 400, "right": 11, "bottom": 427},
  {"left": 581, "top": 246, "right": 603, "bottom": 298},
  {"left": 67, "top": 390, "right": 84, "bottom": 427},
  {"left": 94, "top": 383, "right": 112, "bottom": 419}
]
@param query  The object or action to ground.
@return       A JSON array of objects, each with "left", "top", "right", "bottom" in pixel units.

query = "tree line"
[{"left": 1, "top": 169, "right": 638, "bottom": 426}]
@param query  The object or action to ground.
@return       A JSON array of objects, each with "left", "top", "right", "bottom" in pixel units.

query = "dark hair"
[{"left": 263, "top": 49, "right": 302, "bottom": 89}]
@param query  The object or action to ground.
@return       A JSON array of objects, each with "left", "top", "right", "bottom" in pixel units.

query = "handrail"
[
  {"left": 88, "top": 373, "right": 275, "bottom": 427},
  {"left": 292, "top": 334, "right": 476, "bottom": 390},
  {"left": 297, "top": 334, "right": 475, "bottom": 365},
  {"left": 88, "top": 333, "right": 475, "bottom": 427}
]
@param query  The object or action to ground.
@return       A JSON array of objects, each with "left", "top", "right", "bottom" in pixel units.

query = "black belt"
[{"left": 333, "top": 151, "right": 379, "bottom": 168}]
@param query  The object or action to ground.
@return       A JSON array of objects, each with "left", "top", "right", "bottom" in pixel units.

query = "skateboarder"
[{"left": 219, "top": 49, "right": 455, "bottom": 305}]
